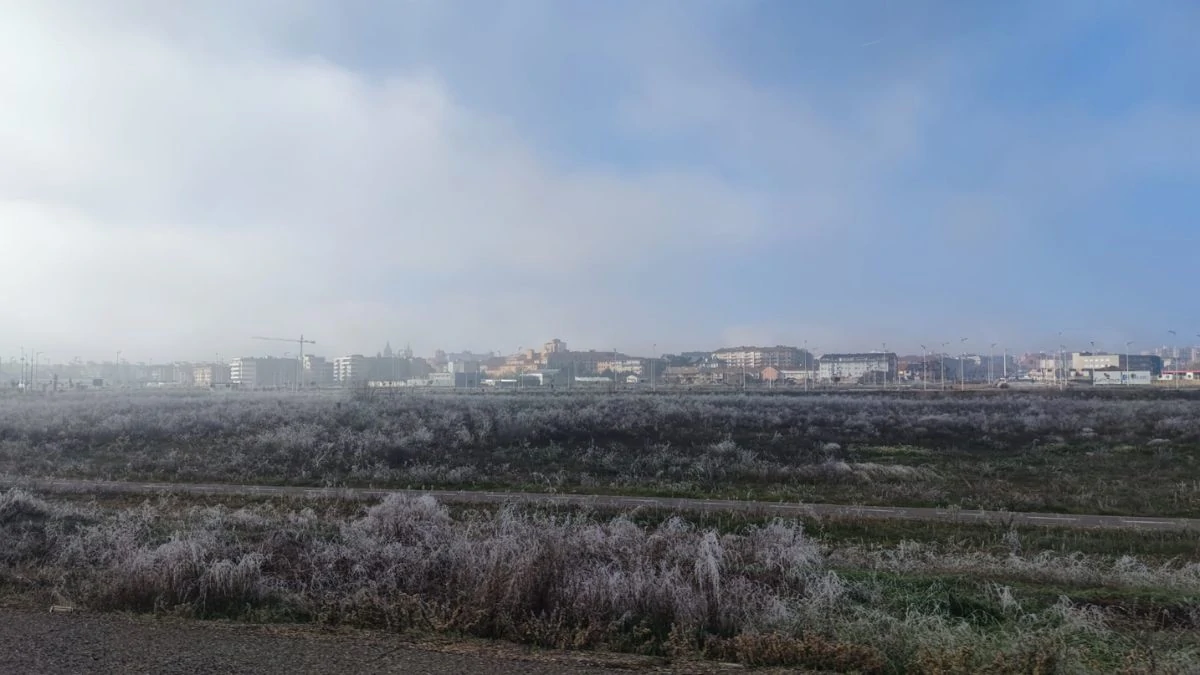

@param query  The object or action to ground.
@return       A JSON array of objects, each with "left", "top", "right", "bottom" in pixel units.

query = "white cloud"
[
  {"left": 2, "top": 2, "right": 1194, "bottom": 361},
  {"left": 0, "top": 1, "right": 772, "bottom": 360}
]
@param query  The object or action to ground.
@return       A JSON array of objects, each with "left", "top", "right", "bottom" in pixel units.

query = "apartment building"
[
  {"left": 302, "top": 355, "right": 335, "bottom": 386},
  {"left": 193, "top": 363, "right": 231, "bottom": 387},
  {"left": 542, "top": 350, "right": 620, "bottom": 375},
  {"left": 333, "top": 355, "right": 368, "bottom": 383},
  {"left": 712, "top": 346, "right": 808, "bottom": 369},
  {"left": 229, "top": 357, "right": 299, "bottom": 388},
  {"left": 595, "top": 358, "right": 647, "bottom": 375},
  {"left": 818, "top": 353, "right": 897, "bottom": 383}
]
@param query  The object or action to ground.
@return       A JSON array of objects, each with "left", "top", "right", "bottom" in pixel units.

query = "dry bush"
[
  {"left": 704, "top": 632, "right": 887, "bottom": 672},
  {"left": 3, "top": 487, "right": 1197, "bottom": 671},
  {"left": 0, "top": 489, "right": 56, "bottom": 564}
]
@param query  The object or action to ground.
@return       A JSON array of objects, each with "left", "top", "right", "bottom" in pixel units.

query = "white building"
[
  {"left": 229, "top": 357, "right": 298, "bottom": 388},
  {"left": 333, "top": 355, "right": 368, "bottom": 383},
  {"left": 193, "top": 363, "right": 231, "bottom": 387},
  {"left": 1072, "top": 353, "right": 1121, "bottom": 373},
  {"left": 1092, "top": 370, "right": 1154, "bottom": 386},
  {"left": 818, "top": 353, "right": 897, "bottom": 383},
  {"left": 596, "top": 358, "right": 646, "bottom": 375},
  {"left": 712, "top": 346, "right": 807, "bottom": 369}
]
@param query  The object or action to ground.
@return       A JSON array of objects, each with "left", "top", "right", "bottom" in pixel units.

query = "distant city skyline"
[{"left": 2, "top": 2, "right": 1197, "bottom": 362}]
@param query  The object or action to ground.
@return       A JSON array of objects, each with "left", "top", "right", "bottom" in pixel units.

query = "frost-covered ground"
[
  {"left": 2, "top": 390, "right": 1199, "bottom": 516},
  {"left": 3, "top": 488, "right": 1198, "bottom": 672}
]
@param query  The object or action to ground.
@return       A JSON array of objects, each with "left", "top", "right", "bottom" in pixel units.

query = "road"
[{"left": 4, "top": 476, "right": 1197, "bottom": 531}]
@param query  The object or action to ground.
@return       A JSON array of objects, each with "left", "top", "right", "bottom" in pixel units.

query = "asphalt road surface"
[{"left": 4, "top": 476, "right": 1197, "bottom": 531}]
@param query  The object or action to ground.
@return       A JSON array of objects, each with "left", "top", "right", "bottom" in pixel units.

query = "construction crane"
[{"left": 252, "top": 334, "right": 316, "bottom": 390}]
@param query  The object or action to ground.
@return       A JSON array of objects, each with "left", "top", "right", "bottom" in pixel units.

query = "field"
[
  {"left": 3, "top": 390, "right": 1200, "bottom": 516},
  {"left": 3, "top": 389, "right": 1200, "bottom": 672},
  {"left": 3, "top": 489, "right": 1199, "bottom": 672}
]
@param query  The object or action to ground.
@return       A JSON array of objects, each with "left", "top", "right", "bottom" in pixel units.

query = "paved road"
[{"left": 4, "top": 476, "right": 1197, "bottom": 531}]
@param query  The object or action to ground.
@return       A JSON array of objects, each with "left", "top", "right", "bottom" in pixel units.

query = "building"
[
  {"left": 1072, "top": 352, "right": 1121, "bottom": 373},
  {"left": 302, "top": 355, "right": 334, "bottom": 386},
  {"left": 333, "top": 355, "right": 368, "bottom": 384},
  {"left": 517, "top": 369, "right": 569, "bottom": 387},
  {"left": 541, "top": 339, "right": 568, "bottom": 355},
  {"left": 447, "top": 359, "right": 483, "bottom": 377},
  {"left": 387, "top": 372, "right": 475, "bottom": 388},
  {"left": 230, "top": 357, "right": 299, "bottom": 388},
  {"left": 571, "top": 376, "right": 614, "bottom": 386},
  {"left": 1092, "top": 370, "right": 1154, "bottom": 386},
  {"left": 1072, "top": 352, "right": 1163, "bottom": 377},
  {"left": 193, "top": 363, "right": 231, "bottom": 388},
  {"left": 818, "top": 353, "right": 897, "bottom": 383},
  {"left": 1160, "top": 370, "right": 1200, "bottom": 381},
  {"left": 228, "top": 357, "right": 252, "bottom": 387},
  {"left": 145, "top": 364, "right": 186, "bottom": 385},
  {"left": 663, "top": 366, "right": 707, "bottom": 385},
  {"left": 711, "top": 346, "right": 810, "bottom": 369},
  {"left": 542, "top": 350, "right": 618, "bottom": 375},
  {"left": 595, "top": 358, "right": 647, "bottom": 376},
  {"left": 761, "top": 367, "right": 817, "bottom": 384},
  {"left": 1124, "top": 354, "right": 1164, "bottom": 375}
]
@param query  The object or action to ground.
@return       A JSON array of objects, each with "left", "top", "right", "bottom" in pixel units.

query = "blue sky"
[{"left": 1, "top": 1, "right": 1198, "bottom": 360}]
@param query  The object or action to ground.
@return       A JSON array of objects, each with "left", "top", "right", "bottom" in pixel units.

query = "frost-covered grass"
[
  {"left": 3, "top": 389, "right": 1200, "bottom": 515},
  {"left": 3, "top": 488, "right": 1198, "bottom": 673}
]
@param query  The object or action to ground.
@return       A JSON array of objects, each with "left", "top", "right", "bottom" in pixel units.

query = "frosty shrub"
[
  {"left": 0, "top": 488, "right": 1194, "bottom": 670},
  {"left": 4, "top": 389, "right": 1200, "bottom": 515},
  {"left": 0, "top": 488, "right": 58, "bottom": 564}
]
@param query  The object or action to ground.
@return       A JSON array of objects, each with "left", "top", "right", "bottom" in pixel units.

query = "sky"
[{"left": 2, "top": 0, "right": 1198, "bottom": 362}]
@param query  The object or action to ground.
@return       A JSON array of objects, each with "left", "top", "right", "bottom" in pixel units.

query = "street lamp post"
[
  {"left": 920, "top": 344, "right": 927, "bottom": 391},
  {"left": 803, "top": 340, "right": 809, "bottom": 392},
  {"left": 1059, "top": 344, "right": 1067, "bottom": 391},
  {"left": 33, "top": 352, "right": 43, "bottom": 393},
  {"left": 1087, "top": 340, "right": 1097, "bottom": 386},
  {"left": 1125, "top": 341, "right": 1133, "bottom": 385},
  {"left": 940, "top": 342, "right": 949, "bottom": 391},
  {"left": 881, "top": 342, "right": 887, "bottom": 388},
  {"left": 959, "top": 337, "right": 968, "bottom": 391},
  {"left": 1055, "top": 331, "right": 1064, "bottom": 389},
  {"left": 651, "top": 342, "right": 656, "bottom": 391},
  {"left": 808, "top": 345, "right": 818, "bottom": 392},
  {"left": 1168, "top": 330, "right": 1179, "bottom": 389},
  {"left": 989, "top": 343, "right": 997, "bottom": 384}
]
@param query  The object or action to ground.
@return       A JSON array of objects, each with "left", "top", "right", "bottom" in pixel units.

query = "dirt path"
[
  {"left": 0, "top": 608, "right": 671, "bottom": 674},
  {"left": 6, "top": 475, "right": 1199, "bottom": 530}
]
